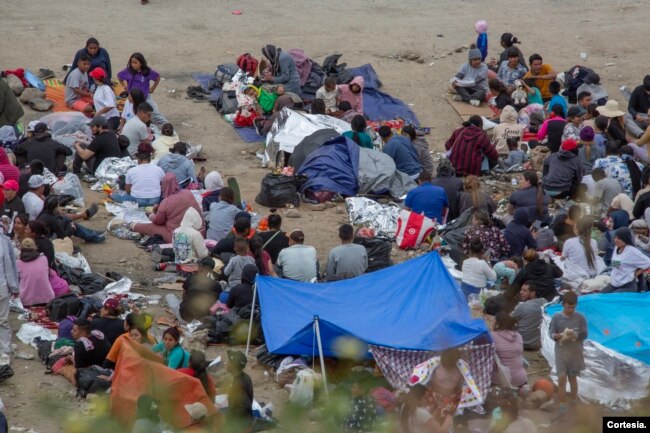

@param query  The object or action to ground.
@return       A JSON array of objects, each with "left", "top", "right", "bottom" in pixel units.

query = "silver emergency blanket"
[
  {"left": 91, "top": 157, "right": 137, "bottom": 190},
  {"left": 345, "top": 197, "right": 400, "bottom": 238},
  {"left": 358, "top": 148, "right": 417, "bottom": 199},
  {"left": 262, "top": 108, "right": 351, "bottom": 167},
  {"left": 38, "top": 112, "right": 92, "bottom": 149},
  {"left": 540, "top": 310, "right": 650, "bottom": 410}
]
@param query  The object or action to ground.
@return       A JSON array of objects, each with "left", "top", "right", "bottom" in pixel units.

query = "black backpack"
[
  {"left": 255, "top": 174, "right": 307, "bottom": 208},
  {"left": 46, "top": 293, "right": 82, "bottom": 322},
  {"left": 354, "top": 236, "right": 393, "bottom": 272},
  {"left": 564, "top": 65, "right": 595, "bottom": 103}
]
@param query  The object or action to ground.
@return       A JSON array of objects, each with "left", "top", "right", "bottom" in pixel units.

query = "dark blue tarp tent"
[
  {"left": 297, "top": 136, "right": 360, "bottom": 197},
  {"left": 256, "top": 252, "right": 489, "bottom": 356}
]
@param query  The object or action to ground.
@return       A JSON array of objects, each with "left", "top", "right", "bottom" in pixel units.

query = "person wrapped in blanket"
[{"left": 223, "top": 84, "right": 263, "bottom": 128}]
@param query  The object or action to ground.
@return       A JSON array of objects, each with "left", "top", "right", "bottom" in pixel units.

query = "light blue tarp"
[
  {"left": 257, "top": 252, "right": 489, "bottom": 356},
  {"left": 546, "top": 292, "right": 650, "bottom": 365}
]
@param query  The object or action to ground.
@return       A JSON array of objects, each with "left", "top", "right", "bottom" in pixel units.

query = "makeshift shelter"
[
  {"left": 297, "top": 136, "right": 416, "bottom": 199},
  {"left": 250, "top": 252, "right": 493, "bottom": 398},
  {"left": 542, "top": 293, "right": 650, "bottom": 410},
  {"left": 110, "top": 339, "right": 216, "bottom": 429},
  {"left": 287, "top": 128, "right": 340, "bottom": 171}
]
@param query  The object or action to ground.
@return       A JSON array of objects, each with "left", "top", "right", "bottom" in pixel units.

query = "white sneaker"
[
  {"left": 470, "top": 99, "right": 481, "bottom": 107},
  {"left": 453, "top": 95, "right": 463, "bottom": 102}
]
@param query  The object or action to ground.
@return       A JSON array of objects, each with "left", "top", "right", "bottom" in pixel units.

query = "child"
[
  {"left": 522, "top": 78, "right": 543, "bottom": 106},
  {"left": 499, "top": 137, "right": 528, "bottom": 169},
  {"left": 549, "top": 291, "right": 587, "bottom": 405},
  {"left": 224, "top": 237, "right": 256, "bottom": 289},
  {"left": 172, "top": 208, "right": 209, "bottom": 266},
  {"left": 117, "top": 52, "right": 166, "bottom": 125},
  {"left": 342, "top": 371, "right": 377, "bottom": 433},
  {"left": 461, "top": 238, "right": 497, "bottom": 299},
  {"left": 316, "top": 76, "right": 341, "bottom": 113},
  {"left": 546, "top": 80, "right": 567, "bottom": 117},
  {"left": 64, "top": 54, "right": 93, "bottom": 114},
  {"left": 89, "top": 68, "right": 120, "bottom": 131}
]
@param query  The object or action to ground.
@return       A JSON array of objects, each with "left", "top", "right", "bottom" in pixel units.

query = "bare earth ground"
[{"left": 2, "top": 0, "right": 649, "bottom": 431}]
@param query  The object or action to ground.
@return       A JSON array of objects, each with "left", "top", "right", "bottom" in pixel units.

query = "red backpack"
[{"left": 237, "top": 53, "right": 259, "bottom": 76}]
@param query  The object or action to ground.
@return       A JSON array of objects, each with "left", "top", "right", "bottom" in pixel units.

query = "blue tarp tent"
[{"left": 256, "top": 252, "right": 489, "bottom": 357}]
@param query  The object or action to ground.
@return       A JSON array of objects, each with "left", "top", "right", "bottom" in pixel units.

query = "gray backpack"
[
  {"left": 209, "top": 63, "right": 239, "bottom": 89},
  {"left": 217, "top": 90, "right": 238, "bottom": 114}
]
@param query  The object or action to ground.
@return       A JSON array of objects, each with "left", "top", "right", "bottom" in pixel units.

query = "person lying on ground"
[
  {"left": 158, "top": 141, "right": 197, "bottom": 185},
  {"left": 511, "top": 282, "right": 546, "bottom": 351},
  {"left": 117, "top": 52, "right": 166, "bottom": 126},
  {"left": 64, "top": 53, "right": 94, "bottom": 114},
  {"left": 451, "top": 45, "right": 488, "bottom": 106},
  {"left": 542, "top": 139, "right": 583, "bottom": 200},
  {"left": 131, "top": 172, "right": 204, "bottom": 243},
  {"left": 17, "top": 237, "right": 54, "bottom": 307},
  {"left": 224, "top": 237, "right": 256, "bottom": 290},
  {"left": 523, "top": 53, "right": 557, "bottom": 102},
  {"left": 275, "top": 230, "right": 318, "bottom": 282},
  {"left": 444, "top": 115, "right": 498, "bottom": 177},
  {"left": 152, "top": 327, "right": 190, "bottom": 369},
  {"left": 173, "top": 207, "right": 209, "bottom": 265},
  {"left": 89, "top": 68, "right": 119, "bottom": 131},
  {"left": 461, "top": 238, "right": 497, "bottom": 299},
  {"left": 14, "top": 123, "right": 72, "bottom": 175},
  {"left": 457, "top": 175, "right": 496, "bottom": 216},
  {"left": 37, "top": 195, "right": 104, "bottom": 243},
  {"left": 67, "top": 37, "right": 112, "bottom": 81},
  {"left": 121, "top": 102, "right": 154, "bottom": 156},
  {"left": 260, "top": 45, "right": 301, "bottom": 95},
  {"left": 497, "top": 48, "right": 528, "bottom": 87},
  {"left": 339, "top": 76, "right": 364, "bottom": 114},
  {"left": 111, "top": 143, "right": 164, "bottom": 207},
  {"left": 316, "top": 76, "right": 340, "bottom": 113},
  {"left": 73, "top": 116, "right": 121, "bottom": 176},
  {"left": 91, "top": 297, "right": 125, "bottom": 346},
  {"left": 151, "top": 122, "right": 178, "bottom": 159},
  {"left": 508, "top": 249, "right": 562, "bottom": 301},
  {"left": 402, "top": 125, "right": 434, "bottom": 180},
  {"left": 343, "top": 115, "right": 373, "bottom": 149},
  {"left": 404, "top": 172, "right": 448, "bottom": 223},
  {"left": 206, "top": 187, "right": 240, "bottom": 242},
  {"left": 118, "top": 88, "right": 146, "bottom": 133},
  {"left": 378, "top": 125, "right": 422, "bottom": 180},
  {"left": 178, "top": 351, "right": 217, "bottom": 401},
  {"left": 325, "top": 224, "right": 368, "bottom": 282}
]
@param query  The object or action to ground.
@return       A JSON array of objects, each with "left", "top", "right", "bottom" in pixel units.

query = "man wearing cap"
[
  {"left": 523, "top": 53, "right": 557, "bottom": 101},
  {"left": 576, "top": 72, "right": 608, "bottom": 106},
  {"left": 226, "top": 350, "right": 254, "bottom": 431},
  {"left": 0, "top": 180, "right": 24, "bottom": 219},
  {"left": 14, "top": 123, "right": 72, "bottom": 174},
  {"left": 22, "top": 175, "right": 45, "bottom": 220},
  {"left": 276, "top": 230, "right": 318, "bottom": 282},
  {"left": 450, "top": 45, "right": 489, "bottom": 106},
  {"left": 73, "top": 116, "right": 121, "bottom": 176},
  {"left": 625, "top": 75, "right": 650, "bottom": 138},
  {"left": 542, "top": 139, "right": 583, "bottom": 199},
  {"left": 561, "top": 106, "right": 585, "bottom": 142},
  {"left": 89, "top": 67, "right": 120, "bottom": 131}
]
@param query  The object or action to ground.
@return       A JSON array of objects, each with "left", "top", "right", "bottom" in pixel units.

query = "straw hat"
[{"left": 597, "top": 100, "right": 625, "bottom": 118}]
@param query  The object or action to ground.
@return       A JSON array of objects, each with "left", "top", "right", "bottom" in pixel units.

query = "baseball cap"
[
  {"left": 102, "top": 297, "right": 120, "bottom": 310},
  {"left": 89, "top": 68, "right": 107, "bottom": 81},
  {"left": 2, "top": 180, "right": 19, "bottom": 191},
  {"left": 33, "top": 123, "right": 49, "bottom": 133},
  {"left": 567, "top": 106, "right": 585, "bottom": 118},
  {"left": 28, "top": 175, "right": 44, "bottom": 189},
  {"left": 227, "top": 350, "right": 247, "bottom": 369},
  {"left": 561, "top": 139, "right": 578, "bottom": 152},
  {"left": 26, "top": 120, "right": 40, "bottom": 133},
  {"left": 88, "top": 116, "right": 107, "bottom": 128},
  {"left": 289, "top": 230, "right": 305, "bottom": 243}
]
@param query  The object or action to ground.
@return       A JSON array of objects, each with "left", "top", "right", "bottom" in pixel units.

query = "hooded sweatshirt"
[
  {"left": 14, "top": 133, "right": 72, "bottom": 174},
  {"left": 503, "top": 208, "right": 537, "bottom": 256},
  {"left": 338, "top": 76, "right": 364, "bottom": 114},
  {"left": 157, "top": 152, "right": 196, "bottom": 184},
  {"left": 227, "top": 264, "right": 257, "bottom": 309},
  {"left": 542, "top": 149, "right": 582, "bottom": 192},
  {"left": 509, "top": 258, "right": 562, "bottom": 301},
  {"left": 491, "top": 106, "right": 525, "bottom": 154},
  {"left": 454, "top": 61, "right": 489, "bottom": 92},
  {"left": 491, "top": 330, "right": 527, "bottom": 387},
  {"left": 0, "top": 148, "right": 19, "bottom": 182},
  {"left": 17, "top": 251, "right": 55, "bottom": 307},
  {"left": 445, "top": 125, "right": 499, "bottom": 177},
  {"left": 173, "top": 207, "right": 209, "bottom": 264}
]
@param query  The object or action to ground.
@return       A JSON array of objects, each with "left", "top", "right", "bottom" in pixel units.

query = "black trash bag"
[
  {"left": 76, "top": 366, "right": 112, "bottom": 398},
  {"left": 34, "top": 337, "right": 53, "bottom": 362},
  {"left": 321, "top": 54, "right": 353, "bottom": 84},
  {"left": 563, "top": 65, "right": 595, "bottom": 104},
  {"left": 46, "top": 293, "right": 82, "bottom": 322},
  {"left": 255, "top": 174, "right": 307, "bottom": 208},
  {"left": 439, "top": 208, "right": 474, "bottom": 265},
  {"left": 207, "top": 310, "right": 242, "bottom": 344},
  {"left": 255, "top": 345, "right": 284, "bottom": 370},
  {"left": 353, "top": 236, "right": 393, "bottom": 272}
]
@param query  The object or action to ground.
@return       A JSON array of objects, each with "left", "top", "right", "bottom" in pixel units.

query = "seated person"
[
  {"left": 1, "top": 179, "right": 24, "bottom": 219},
  {"left": 276, "top": 230, "right": 318, "bottom": 282},
  {"left": 378, "top": 125, "right": 422, "bottom": 180},
  {"left": 492, "top": 106, "right": 525, "bottom": 154},
  {"left": 89, "top": 68, "right": 120, "bottom": 130},
  {"left": 310, "top": 98, "right": 326, "bottom": 115},
  {"left": 17, "top": 238, "right": 55, "bottom": 307},
  {"left": 26, "top": 220, "right": 56, "bottom": 268},
  {"left": 224, "top": 237, "right": 256, "bottom": 290},
  {"left": 404, "top": 172, "right": 449, "bottom": 223},
  {"left": 499, "top": 137, "right": 528, "bottom": 169},
  {"left": 111, "top": 143, "right": 165, "bottom": 207},
  {"left": 64, "top": 54, "right": 93, "bottom": 114},
  {"left": 73, "top": 116, "right": 121, "bottom": 176},
  {"left": 37, "top": 195, "right": 104, "bottom": 243},
  {"left": 315, "top": 76, "right": 341, "bottom": 113},
  {"left": 338, "top": 76, "right": 364, "bottom": 114},
  {"left": 504, "top": 208, "right": 536, "bottom": 256},
  {"left": 497, "top": 48, "right": 528, "bottom": 87},
  {"left": 211, "top": 216, "right": 255, "bottom": 257},
  {"left": 451, "top": 46, "right": 489, "bottom": 106},
  {"left": 22, "top": 175, "right": 45, "bottom": 221},
  {"left": 542, "top": 139, "right": 582, "bottom": 199},
  {"left": 14, "top": 123, "right": 72, "bottom": 175},
  {"left": 491, "top": 312, "right": 527, "bottom": 392},
  {"left": 562, "top": 106, "right": 585, "bottom": 142},
  {"left": 172, "top": 208, "right": 209, "bottom": 265},
  {"left": 338, "top": 101, "right": 362, "bottom": 123},
  {"left": 592, "top": 167, "right": 622, "bottom": 214},
  {"left": 461, "top": 238, "right": 497, "bottom": 298},
  {"left": 91, "top": 297, "right": 126, "bottom": 345},
  {"left": 537, "top": 105, "right": 566, "bottom": 153},
  {"left": 178, "top": 351, "right": 217, "bottom": 401},
  {"left": 151, "top": 122, "right": 179, "bottom": 159},
  {"left": 258, "top": 213, "right": 289, "bottom": 264},
  {"left": 325, "top": 224, "right": 368, "bottom": 282},
  {"left": 488, "top": 79, "right": 514, "bottom": 116},
  {"left": 254, "top": 95, "right": 295, "bottom": 136},
  {"left": 201, "top": 170, "right": 223, "bottom": 213},
  {"left": 206, "top": 187, "right": 240, "bottom": 241},
  {"left": 402, "top": 125, "right": 435, "bottom": 180},
  {"left": 58, "top": 318, "right": 111, "bottom": 387},
  {"left": 121, "top": 102, "right": 153, "bottom": 156},
  {"left": 342, "top": 115, "right": 373, "bottom": 149},
  {"left": 511, "top": 282, "right": 546, "bottom": 350},
  {"left": 625, "top": 75, "right": 650, "bottom": 138},
  {"left": 342, "top": 372, "right": 378, "bottom": 433},
  {"left": 180, "top": 257, "right": 221, "bottom": 321},
  {"left": 226, "top": 350, "right": 254, "bottom": 430},
  {"left": 152, "top": 327, "right": 190, "bottom": 369},
  {"left": 227, "top": 264, "right": 258, "bottom": 309},
  {"left": 157, "top": 141, "right": 196, "bottom": 185},
  {"left": 546, "top": 80, "right": 567, "bottom": 117},
  {"left": 601, "top": 227, "right": 650, "bottom": 293},
  {"left": 523, "top": 53, "right": 557, "bottom": 101},
  {"left": 551, "top": 205, "right": 581, "bottom": 248}
]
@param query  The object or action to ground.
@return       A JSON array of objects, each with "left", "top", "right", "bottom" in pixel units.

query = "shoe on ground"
[
  {"left": 469, "top": 99, "right": 481, "bottom": 107},
  {"left": 85, "top": 203, "right": 98, "bottom": 219}
]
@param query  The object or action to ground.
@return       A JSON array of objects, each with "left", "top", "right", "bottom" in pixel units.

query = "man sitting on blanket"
[
  {"left": 451, "top": 45, "right": 489, "bottom": 107},
  {"left": 54, "top": 318, "right": 110, "bottom": 387},
  {"left": 64, "top": 54, "right": 94, "bottom": 114}
]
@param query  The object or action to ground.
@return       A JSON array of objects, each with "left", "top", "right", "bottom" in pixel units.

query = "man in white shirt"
[
  {"left": 276, "top": 230, "right": 318, "bottom": 282},
  {"left": 121, "top": 102, "right": 153, "bottom": 156},
  {"left": 110, "top": 148, "right": 164, "bottom": 207},
  {"left": 22, "top": 175, "right": 45, "bottom": 220}
]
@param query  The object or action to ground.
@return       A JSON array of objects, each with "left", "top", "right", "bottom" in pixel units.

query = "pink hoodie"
[
  {"left": 491, "top": 330, "right": 527, "bottom": 387},
  {"left": 17, "top": 254, "right": 55, "bottom": 306},
  {"left": 338, "top": 76, "right": 364, "bottom": 114}
]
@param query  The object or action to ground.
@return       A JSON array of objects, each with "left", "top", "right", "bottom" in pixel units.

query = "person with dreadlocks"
[{"left": 260, "top": 45, "right": 301, "bottom": 95}]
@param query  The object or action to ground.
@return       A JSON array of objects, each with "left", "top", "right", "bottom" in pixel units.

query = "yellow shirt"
[{"left": 524, "top": 64, "right": 554, "bottom": 99}]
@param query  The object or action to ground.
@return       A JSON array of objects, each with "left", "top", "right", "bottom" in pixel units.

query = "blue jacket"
[
  {"left": 382, "top": 136, "right": 422, "bottom": 177},
  {"left": 157, "top": 153, "right": 196, "bottom": 184},
  {"left": 504, "top": 208, "right": 536, "bottom": 256},
  {"left": 67, "top": 47, "right": 112, "bottom": 81}
]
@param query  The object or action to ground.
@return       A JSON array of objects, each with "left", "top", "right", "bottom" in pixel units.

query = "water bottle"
[{"left": 511, "top": 177, "right": 518, "bottom": 187}]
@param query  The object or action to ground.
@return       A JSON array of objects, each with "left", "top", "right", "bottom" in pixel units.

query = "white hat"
[
  {"left": 184, "top": 402, "right": 207, "bottom": 421},
  {"left": 28, "top": 175, "right": 44, "bottom": 189},
  {"left": 597, "top": 100, "right": 625, "bottom": 118},
  {"left": 26, "top": 120, "right": 40, "bottom": 132}
]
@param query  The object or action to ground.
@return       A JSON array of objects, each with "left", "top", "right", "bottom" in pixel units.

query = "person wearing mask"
[
  {"left": 325, "top": 224, "right": 368, "bottom": 282},
  {"left": 276, "top": 230, "right": 318, "bottom": 282},
  {"left": 511, "top": 283, "right": 546, "bottom": 351},
  {"left": 601, "top": 227, "right": 650, "bottom": 293},
  {"left": 157, "top": 141, "right": 196, "bottom": 185},
  {"left": 457, "top": 175, "right": 496, "bottom": 215},
  {"left": 431, "top": 159, "right": 463, "bottom": 220},
  {"left": 14, "top": 123, "right": 72, "bottom": 174},
  {"left": 402, "top": 125, "right": 434, "bottom": 180},
  {"left": 445, "top": 115, "right": 498, "bottom": 177},
  {"left": 73, "top": 116, "right": 121, "bottom": 176},
  {"left": 257, "top": 213, "right": 289, "bottom": 264},
  {"left": 451, "top": 45, "right": 489, "bottom": 106},
  {"left": 504, "top": 208, "right": 536, "bottom": 256},
  {"left": 509, "top": 249, "right": 562, "bottom": 301},
  {"left": 378, "top": 126, "right": 422, "bottom": 180},
  {"left": 543, "top": 139, "right": 583, "bottom": 199},
  {"left": 404, "top": 173, "right": 448, "bottom": 223}
]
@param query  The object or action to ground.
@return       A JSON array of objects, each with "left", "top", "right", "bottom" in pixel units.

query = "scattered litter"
[
  {"left": 580, "top": 52, "right": 588, "bottom": 60},
  {"left": 604, "top": 62, "right": 616, "bottom": 67},
  {"left": 14, "top": 352, "right": 34, "bottom": 360},
  {"left": 158, "top": 283, "right": 183, "bottom": 291},
  {"left": 429, "top": 62, "right": 435, "bottom": 67},
  {"left": 104, "top": 277, "right": 132, "bottom": 295},
  {"left": 16, "top": 323, "right": 56, "bottom": 346},
  {"left": 231, "top": 9, "right": 242, "bottom": 15}
]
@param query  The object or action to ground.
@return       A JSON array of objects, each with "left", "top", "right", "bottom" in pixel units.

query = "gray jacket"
[
  {"left": 157, "top": 153, "right": 196, "bottom": 184},
  {"left": 0, "top": 234, "right": 18, "bottom": 296},
  {"left": 273, "top": 52, "right": 302, "bottom": 95}
]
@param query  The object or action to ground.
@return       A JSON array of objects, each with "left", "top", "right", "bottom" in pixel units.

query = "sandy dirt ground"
[{"left": 2, "top": 0, "right": 649, "bottom": 431}]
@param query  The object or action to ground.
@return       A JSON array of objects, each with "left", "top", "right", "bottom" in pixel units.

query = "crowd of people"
[{"left": 0, "top": 27, "right": 648, "bottom": 433}]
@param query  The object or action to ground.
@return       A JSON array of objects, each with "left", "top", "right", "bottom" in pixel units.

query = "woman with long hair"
[
  {"left": 508, "top": 170, "right": 550, "bottom": 224},
  {"left": 457, "top": 175, "right": 496, "bottom": 215},
  {"left": 461, "top": 208, "right": 510, "bottom": 261},
  {"left": 178, "top": 351, "right": 217, "bottom": 400},
  {"left": 561, "top": 217, "right": 604, "bottom": 280}
]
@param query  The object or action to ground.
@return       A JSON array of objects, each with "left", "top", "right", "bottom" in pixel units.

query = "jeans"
[
  {"left": 455, "top": 86, "right": 487, "bottom": 103},
  {"left": 601, "top": 279, "right": 638, "bottom": 293},
  {"left": 624, "top": 113, "right": 647, "bottom": 139},
  {"left": 74, "top": 223, "right": 106, "bottom": 243},
  {"left": 146, "top": 95, "right": 168, "bottom": 127},
  {"left": 461, "top": 282, "right": 481, "bottom": 299},
  {"left": 0, "top": 294, "right": 10, "bottom": 356},
  {"left": 110, "top": 191, "right": 160, "bottom": 207}
]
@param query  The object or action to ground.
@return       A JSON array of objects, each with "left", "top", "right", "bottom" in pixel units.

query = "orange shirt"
[{"left": 524, "top": 64, "right": 554, "bottom": 100}]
